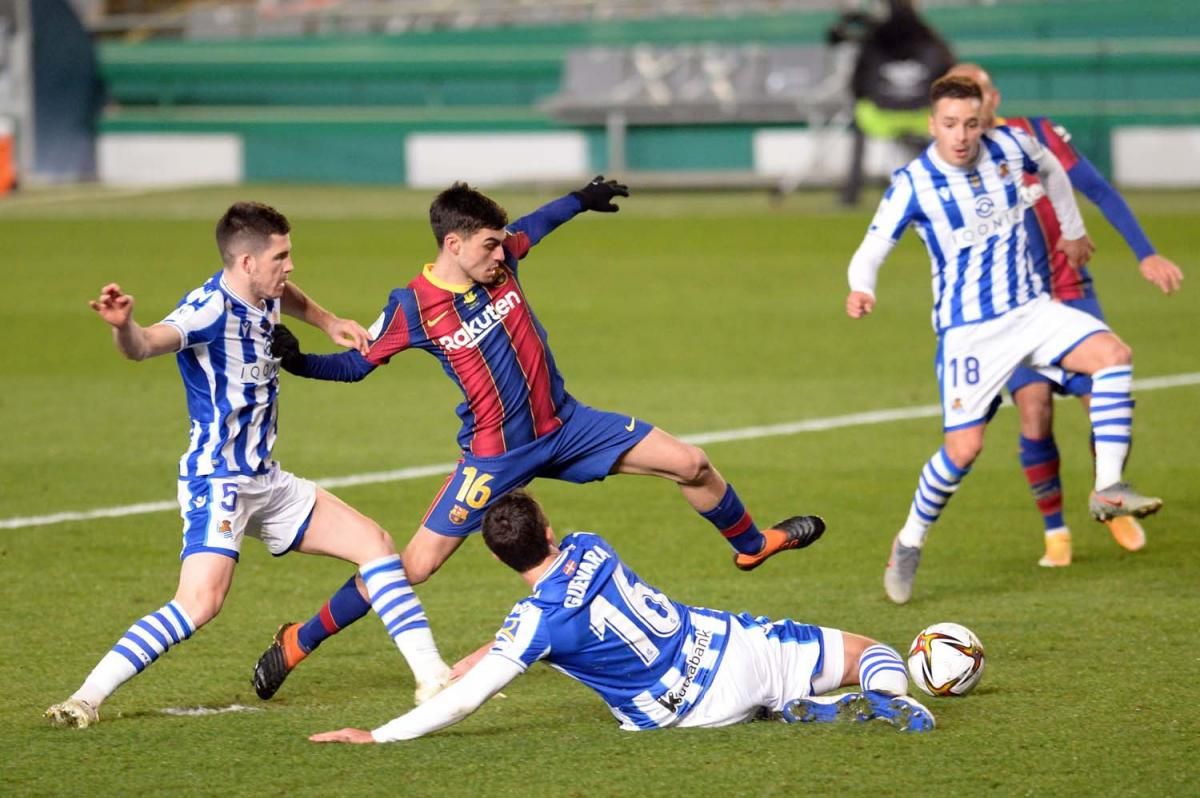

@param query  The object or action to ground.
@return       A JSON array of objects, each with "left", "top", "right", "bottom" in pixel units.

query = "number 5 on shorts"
[{"left": 455, "top": 466, "right": 494, "bottom": 509}]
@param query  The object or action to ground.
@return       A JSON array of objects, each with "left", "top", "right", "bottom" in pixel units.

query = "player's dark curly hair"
[
  {"left": 429, "top": 182, "right": 509, "bottom": 249},
  {"left": 929, "top": 74, "right": 982, "bottom": 106},
  {"left": 215, "top": 201, "right": 290, "bottom": 267},
  {"left": 481, "top": 491, "right": 551, "bottom": 573}
]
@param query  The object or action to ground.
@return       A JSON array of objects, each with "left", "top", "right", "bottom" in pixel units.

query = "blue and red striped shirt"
[
  {"left": 1001, "top": 116, "right": 1156, "bottom": 302},
  {"left": 289, "top": 194, "right": 584, "bottom": 456}
]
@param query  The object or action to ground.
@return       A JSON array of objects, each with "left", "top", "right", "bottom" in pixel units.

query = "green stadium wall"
[{"left": 94, "top": 0, "right": 1200, "bottom": 186}]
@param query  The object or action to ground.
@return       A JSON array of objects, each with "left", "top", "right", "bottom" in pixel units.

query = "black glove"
[
  {"left": 571, "top": 174, "right": 629, "bottom": 213},
  {"left": 271, "top": 323, "right": 306, "bottom": 374}
]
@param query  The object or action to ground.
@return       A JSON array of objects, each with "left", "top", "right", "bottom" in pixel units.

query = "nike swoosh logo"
[
  {"left": 425, "top": 310, "right": 450, "bottom": 327},
  {"left": 625, "top": 417, "right": 636, "bottom": 432},
  {"left": 1096, "top": 495, "right": 1124, "bottom": 507}
]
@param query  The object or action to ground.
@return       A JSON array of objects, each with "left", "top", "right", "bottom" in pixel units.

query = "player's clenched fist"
[
  {"left": 90, "top": 283, "right": 134, "bottom": 328},
  {"left": 846, "top": 290, "right": 876, "bottom": 319}
]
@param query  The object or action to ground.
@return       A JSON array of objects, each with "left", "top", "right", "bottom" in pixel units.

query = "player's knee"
[
  {"left": 174, "top": 587, "right": 227, "bottom": 627},
  {"left": 362, "top": 524, "right": 397, "bottom": 559},
  {"left": 678, "top": 444, "right": 712, "bottom": 486},
  {"left": 944, "top": 438, "right": 982, "bottom": 469},
  {"left": 1094, "top": 334, "right": 1132, "bottom": 367},
  {"left": 1111, "top": 340, "right": 1133, "bottom": 366},
  {"left": 399, "top": 553, "right": 435, "bottom": 586}
]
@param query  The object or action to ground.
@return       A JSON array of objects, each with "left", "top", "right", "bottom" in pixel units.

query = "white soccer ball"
[{"left": 906, "top": 622, "right": 986, "bottom": 697}]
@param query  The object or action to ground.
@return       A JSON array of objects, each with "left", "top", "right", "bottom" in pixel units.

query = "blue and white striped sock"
[
  {"left": 360, "top": 555, "right": 447, "bottom": 684},
  {"left": 74, "top": 600, "right": 195, "bottom": 707},
  {"left": 897, "top": 447, "right": 969, "bottom": 548},
  {"left": 1090, "top": 366, "right": 1134, "bottom": 490},
  {"left": 859, "top": 644, "right": 909, "bottom": 696}
]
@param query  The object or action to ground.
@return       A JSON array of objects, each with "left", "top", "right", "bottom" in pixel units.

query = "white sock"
[
  {"left": 359, "top": 555, "right": 448, "bottom": 684},
  {"left": 73, "top": 600, "right": 195, "bottom": 707},
  {"left": 859, "top": 644, "right": 909, "bottom": 696},
  {"left": 899, "top": 447, "right": 968, "bottom": 548},
  {"left": 1090, "top": 366, "right": 1134, "bottom": 490}
]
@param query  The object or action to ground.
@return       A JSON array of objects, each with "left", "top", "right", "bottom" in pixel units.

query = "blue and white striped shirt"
[
  {"left": 160, "top": 271, "right": 281, "bottom": 478},
  {"left": 488, "top": 532, "right": 732, "bottom": 730},
  {"left": 866, "top": 129, "right": 1053, "bottom": 333}
]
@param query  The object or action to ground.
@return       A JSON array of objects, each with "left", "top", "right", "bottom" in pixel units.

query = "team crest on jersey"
[
  {"left": 968, "top": 172, "right": 982, "bottom": 190},
  {"left": 952, "top": 397, "right": 964, "bottom": 412},
  {"left": 494, "top": 272, "right": 508, "bottom": 286},
  {"left": 449, "top": 505, "right": 469, "bottom": 525},
  {"left": 463, "top": 289, "right": 479, "bottom": 306},
  {"left": 218, "top": 520, "right": 234, "bottom": 539},
  {"left": 562, "top": 559, "right": 577, "bottom": 577},
  {"left": 998, "top": 162, "right": 1010, "bottom": 179}
]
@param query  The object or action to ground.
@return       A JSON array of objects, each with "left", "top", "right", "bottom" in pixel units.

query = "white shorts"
[
  {"left": 677, "top": 620, "right": 844, "bottom": 728},
  {"left": 938, "top": 295, "right": 1109, "bottom": 430},
  {"left": 176, "top": 462, "right": 317, "bottom": 561}
]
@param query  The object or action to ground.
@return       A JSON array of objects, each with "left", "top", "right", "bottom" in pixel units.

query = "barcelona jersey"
[
  {"left": 291, "top": 194, "right": 583, "bottom": 457},
  {"left": 1000, "top": 116, "right": 1096, "bottom": 301}
]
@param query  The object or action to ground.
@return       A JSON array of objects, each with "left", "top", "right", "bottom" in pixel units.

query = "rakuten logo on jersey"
[{"left": 438, "top": 290, "right": 523, "bottom": 351}]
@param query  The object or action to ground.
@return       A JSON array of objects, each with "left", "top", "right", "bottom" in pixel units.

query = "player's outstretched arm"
[
  {"left": 271, "top": 323, "right": 376, "bottom": 382},
  {"left": 280, "top": 282, "right": 369, "bottom": 354},
  {"left": 449, "top": 641, "right": 494, "bottom": 680},
  {"left": 508, "top": 175, "right": 630, "bottom": 253},
  {"left": 310, "top": 654, "right": 523, "bottom": 744},
  {"left": 89, "top": 282, "right": 181, "bottom": 361},
  {"left": 1139, "top": 253, "right": 1184, "bottom": 294},
  {"left": 571, "top": 174, "right": 629, "bottom": 213}
]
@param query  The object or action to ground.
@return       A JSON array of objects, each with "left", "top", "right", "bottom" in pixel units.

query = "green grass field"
[{"left": 2, "top": 185, "right": 1198, "bottom": 797}]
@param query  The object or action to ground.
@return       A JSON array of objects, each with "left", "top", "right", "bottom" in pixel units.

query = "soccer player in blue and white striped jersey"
[
  {"left": 45, "top": 202, "right": 450, "bottom": 729},
  {"left": 948, "top": 63, "right": 1184, "bottom": 568},
  {"left": 308, "top": 492, "right": 935, "bottom": 743},
  {"left": 844, "top": 76, "right": 1162, "bottom": 605}
]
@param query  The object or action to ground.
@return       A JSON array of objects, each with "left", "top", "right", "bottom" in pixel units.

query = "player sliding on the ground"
[
  {"left": 309, "top": 491, "right": 934, "bottom": 743},
  {"left": 46, "top": 202, "right": 450, "bottom": 729},
  {"left": 252, "top": 177, "right": 824, "bottom": 702}
]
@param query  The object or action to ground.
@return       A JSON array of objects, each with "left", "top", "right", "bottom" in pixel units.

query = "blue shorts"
[
  {"left": 423, "top": 401, "right": 653, "bottom": 536},
  {"left": 1005, "top": 295, "right": 1106, "bottom": 398}
]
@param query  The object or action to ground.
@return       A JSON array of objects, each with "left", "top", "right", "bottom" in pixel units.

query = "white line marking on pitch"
[
  {"left": 3, "top": 371, "right": 1197, "bottom": 531},
  {"left": 159, "top": 704, "right": 264, "bottom": 717}
]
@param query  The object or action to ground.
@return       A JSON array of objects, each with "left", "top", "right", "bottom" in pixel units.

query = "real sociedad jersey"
[
  {"left": 1001, "top": 116, "right": 1095, "bottom": 301},
  {"left": 160, "top": 271, "right": 281, "bottom": 478},
  {"left": 867, "top": 129, "right": 1051, "bottom": 333},
  {"left": 487, "top": 532, "right": 731, "bottom": 731},
  {"left": 349, "top": 196, "right": 579, "bottom": 457}
]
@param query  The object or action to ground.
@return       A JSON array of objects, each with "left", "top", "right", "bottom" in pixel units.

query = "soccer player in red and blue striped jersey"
[
  {"left": 948, "top": 64, "right": 1184, "bottom": 567},
  {"left": 250, "top": 178, "right": 824, "bottom": 701}
]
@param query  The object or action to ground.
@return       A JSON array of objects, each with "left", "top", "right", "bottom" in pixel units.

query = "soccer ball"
[{"left": 906, "top": 622, "right": 986, "bottom": 697}]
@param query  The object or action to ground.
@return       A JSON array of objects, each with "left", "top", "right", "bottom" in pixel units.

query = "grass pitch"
[{"left": 2, "top": 185, "right": 1198, "bottom": 797}]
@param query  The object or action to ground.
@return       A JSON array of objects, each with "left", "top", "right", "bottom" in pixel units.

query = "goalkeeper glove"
[
  {"left": 571, "top": 175, "right": 629, "bottom": 212},
  {"left": 271, "top": 323, "right": 307, "bottom": 374}
]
